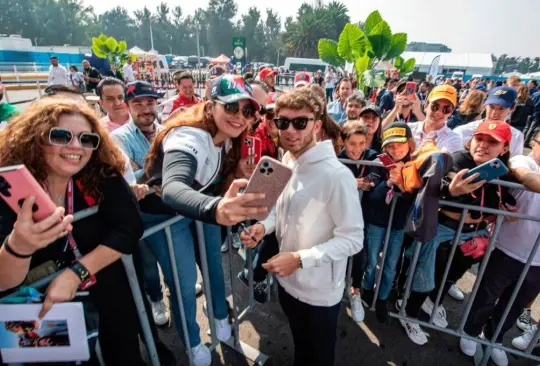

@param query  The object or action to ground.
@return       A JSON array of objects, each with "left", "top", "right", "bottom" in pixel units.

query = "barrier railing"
[{"left": 338, "top": 157, "right": 540, "bottom": 365}]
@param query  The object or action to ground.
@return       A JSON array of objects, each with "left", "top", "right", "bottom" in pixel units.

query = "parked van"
[{"left": 283, "top": 57, "right": 328, "bottom": 74}]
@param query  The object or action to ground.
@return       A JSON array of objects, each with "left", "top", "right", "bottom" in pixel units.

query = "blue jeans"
[
  {"left": 362, "top": 224, "right": 405, "bottom": 300},
  {"left": 141, "top": 213, "right": 228, "bottom": 347},
  {"left": 406, "top": 223, "right": 488, "bottom": 293},
  {"left": 139, "top": 239, "right": 163, "bottom": 302}
]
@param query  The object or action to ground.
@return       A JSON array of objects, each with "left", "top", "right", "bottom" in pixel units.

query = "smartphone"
[
  {"left": 242, "top": 157, "right": 293, "bottom": 221},
  {"left": 463, "top": 158, "right": 509, "bottom": 183},
  {"left": 405, "top": 82, "right": 417, "bottom": 101},
  {"left": 0, "top": 165, "right": 57, "bottom": 222},
  {"left": 377, "top": 153, "right": 396, "bottom": 169},
  {"left": 364, "top": 172, "right": 381, "bottom": 183},
  {"left": 241, "top": 136, "right": 262, "bottom": 165}
]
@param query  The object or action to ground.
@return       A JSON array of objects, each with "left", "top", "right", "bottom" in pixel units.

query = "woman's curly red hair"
[{"left": 0, "top": 98, "right": 126, "bottom": 202}]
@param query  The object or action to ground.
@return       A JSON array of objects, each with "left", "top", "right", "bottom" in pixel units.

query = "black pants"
[
  {"left": 428, "top": 241, "right": 480, "bottom": 304},
  {"left": 524, "top": 117, "right": 540, "bottom": 146},
  {"left": 253, "top": 233, "right": 280, "bottom": 282},
  {"left": 351, "top": 247, "right": 367, "bottom": 289},
  {"left": 278, "top": 285, "right": 340, "bottom": 366},
  {"left": 464, "top": 249, "right": 540, "bottom": 343}
]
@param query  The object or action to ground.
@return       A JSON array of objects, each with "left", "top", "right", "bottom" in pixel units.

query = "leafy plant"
[
  {"left": 91, "top": 33, "right": 131, "bottom": 68},
  {"left": 317, "top": 10, "right": 416, "bottom": 91}
]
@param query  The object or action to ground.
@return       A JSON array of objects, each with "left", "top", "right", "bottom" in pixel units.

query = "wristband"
[
  {"left": 3, "top": 236, "right": 33, "bottom": 259},
  {"left": 69, "top": 261, "right": 91, "bottom": 283}
]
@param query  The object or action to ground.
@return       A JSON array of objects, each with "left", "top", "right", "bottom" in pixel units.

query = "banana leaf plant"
[{"left": 91, "top": 33, "right": 134, "bottom": 68}]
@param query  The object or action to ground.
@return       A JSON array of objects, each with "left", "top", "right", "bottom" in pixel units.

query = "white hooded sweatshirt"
[{"left": 261, "top": 140, "right": 364, "bottom": 307}]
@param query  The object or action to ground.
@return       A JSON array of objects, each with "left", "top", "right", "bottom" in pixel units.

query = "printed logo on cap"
[
  {"left": 489, "top": 123, "right": 497, "bottom": 130},
  {"left": 383, "top": 127, "right": 407, "bottom": 139},
  {"left": 126, "top": 84, "right": 136, "bottom": 95},
  {"left": 494, "top": 90, "right": 508, "bottom": 96}
]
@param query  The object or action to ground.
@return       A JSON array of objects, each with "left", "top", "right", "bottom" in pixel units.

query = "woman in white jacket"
[{"left": 241, "top": 88, "right": 364, "bottom": 366}]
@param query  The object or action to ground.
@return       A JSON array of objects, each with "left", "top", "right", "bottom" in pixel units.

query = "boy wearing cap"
[
  {"left": 454, "top": 86, "right": 524, "bottom": 156},
  {"left": 407, "top": 85, "right": 463, "bottom": 154},
  {"left": 259, "top": 67, "right": 279, "bottom": 92}
]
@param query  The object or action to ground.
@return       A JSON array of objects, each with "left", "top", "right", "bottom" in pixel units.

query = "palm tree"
[{"left": 325, "top": 1, "right": 350, "bottom": 39}]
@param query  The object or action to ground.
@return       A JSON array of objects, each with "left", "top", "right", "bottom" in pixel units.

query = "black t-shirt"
[
  {"left": 0, "top": 174, "right": 143, "bottom": 296},
  {"left": 314, "top": 76, "right": 324, "bottom": 86},
  {"left": 84, "top": 67, "right": 101, "bottom": 91}
]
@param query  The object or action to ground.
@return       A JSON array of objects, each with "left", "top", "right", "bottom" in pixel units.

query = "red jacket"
[
  {"left": 171, "top": 94, "right": 200, "bottom": 114},
  {"left": 253, "top": 122, "right": 277, "bottom": 158}
]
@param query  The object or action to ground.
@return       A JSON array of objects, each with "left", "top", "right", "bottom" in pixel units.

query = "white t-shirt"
[
  {"left": 324, "top": 72, "right": 336, "bottom": 89},
  {"left": 123, "top": 64, "right": 135, "bottom": 83},
  {"left": 162, "top": 127, "right": 223, "bottom": 190},
  {"left": 48, "top": 65, "right": 69, "bottom": 86},
  {"left": 453, "top": 120, "right": 524, "bottom": 157},
  {"left": 408, "top": 121, "right": 463, "bottom": 154},
  {"left": 496, "top": 155, "right": 540, "bottom": 265}
]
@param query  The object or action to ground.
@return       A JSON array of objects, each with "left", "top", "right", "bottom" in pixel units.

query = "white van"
[
  {"left": 451, "top": 71, "right": 464, "bottom": 80},
  {"left": 283, "top": 57, "right": 328, "bottom": 74}
]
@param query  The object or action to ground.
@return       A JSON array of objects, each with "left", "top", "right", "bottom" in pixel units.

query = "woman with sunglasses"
[
  {"left": 397, "top": 120, "right": 517, "bottom": 346},
  {"left": 146, "top": 74, "right": 266, "bottom": 366},
  {"left": 0, "top": 99, "right": 148, "bottom": 365}
]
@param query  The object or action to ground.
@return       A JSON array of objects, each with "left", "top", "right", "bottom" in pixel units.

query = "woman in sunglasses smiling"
[{"left": 0, "top": 99, "right": 148, "bottom": 364}]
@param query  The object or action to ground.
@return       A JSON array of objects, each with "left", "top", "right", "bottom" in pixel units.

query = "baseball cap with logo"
[
  {"left": 484, "top": 86, "right": 517, "bottom": 109},
  {"left": 210, "top": 74, "right": 260, "bottom": 110},
  {"left": 359, "top": 104, "right": 382, "bottom": 119},
  {"left": 259, "top": 67, "right": 278, "bottom": 80},
  {"left": 294, "top": 72, "right": 311, "bottom": 87},
  {"left": 473, "top": 120, "right": 512, "bottom": 143},
  {"left": 266, "top": 92, "right": 282, "bottom": 110},
  {"left": 427, "top": 85, "right": 458, "bottom": 107},
  {"left": 381, "top": 122, "right": 413, "bottom": 148},
  {"left": 124, "top": 81, "right": 162, "bottom": 102}
]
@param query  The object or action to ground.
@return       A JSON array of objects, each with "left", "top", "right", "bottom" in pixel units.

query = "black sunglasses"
[
  {"left": 430, "top": 102, "right": 454, "bottom": 115},
  {"left": 49, "top": 127, "right": 100, "bottom": 150},
  {"left": 216, "top": 100, "right": 256, "bottom": 119},
  {"left": 273, "top": 116, "right": 314, "bottom": 130}
]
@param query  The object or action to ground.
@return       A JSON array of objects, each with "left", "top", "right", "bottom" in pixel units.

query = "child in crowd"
[{"left": 362, "top": 122, "right": 417, "bottom": 323}]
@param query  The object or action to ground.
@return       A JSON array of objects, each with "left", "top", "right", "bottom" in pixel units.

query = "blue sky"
[{"left": 90, "top": 0, "right": 540, "bottom": 58}]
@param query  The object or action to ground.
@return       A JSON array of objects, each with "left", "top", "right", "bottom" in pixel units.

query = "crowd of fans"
[{"left": 1, "top": 61, "right": 540, "bottom": 366}]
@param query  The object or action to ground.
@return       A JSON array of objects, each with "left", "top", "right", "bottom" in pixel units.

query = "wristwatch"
[{"left": 69, "top": 262, "right": 91, "bottom": 283}]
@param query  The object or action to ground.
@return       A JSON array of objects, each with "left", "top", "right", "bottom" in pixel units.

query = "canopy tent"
[
  {"left": 129, "top": 46, "right": 155, "bottom": 56},
  {"left": 502, "top": 71, "right": 523, "bottom": 77},
  {"left": 401, "top": 52, "right": 494, "bottom": 76},
  {"left": 210, "top": 54, "right": 230, "bottom": 65}
]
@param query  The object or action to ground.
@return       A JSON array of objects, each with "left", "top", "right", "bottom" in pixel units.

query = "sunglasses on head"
[
  {"left": 49, "top": 127, "right": 100, "bottom": 150},
  {"left": 430, "top": 101, "right": 454, "bottom": 114},
  {"left": 216, "top": 100, "right": 256, "bottom": 119},
  {"left": 273, "top": 116, "right": 314, "bottom": 130}
]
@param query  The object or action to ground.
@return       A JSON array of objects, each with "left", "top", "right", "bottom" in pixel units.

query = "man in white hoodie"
[{"left": 241, "top": 88, "right": 364, "bottom": 366}]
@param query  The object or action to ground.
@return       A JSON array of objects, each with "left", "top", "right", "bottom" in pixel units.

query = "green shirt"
[{"left": 0, "top": 102, "right": 20, "bottom": 123}]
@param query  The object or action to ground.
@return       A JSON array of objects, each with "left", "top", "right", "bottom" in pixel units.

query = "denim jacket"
[{"left": 111, "top": 119, "right": 163, "bottom": 181}]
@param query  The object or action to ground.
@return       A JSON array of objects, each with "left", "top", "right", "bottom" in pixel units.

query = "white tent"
[
  {"left": 402, "top": 52, "right": 494, "bottom": 76},
  {"left": 129, "top": 46, "right": 153, "bottom": 56},
  {"left": 502, "top": 71, "right": 523, "bottom": 77}
]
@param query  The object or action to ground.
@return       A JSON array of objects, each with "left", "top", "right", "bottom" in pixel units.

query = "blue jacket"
[{"left": 532, "top": 90, "right": 540, "bottom": 119}]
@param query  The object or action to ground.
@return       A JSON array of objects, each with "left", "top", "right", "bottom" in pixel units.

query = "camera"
[
  {"left": 259, "top": 161, "right": 274, "bottom": 176},
  {"left": 490, "top": 160, "right": 501, "bottom": 168},
  {"left": 244, "top": 138, "right": 252, "bottom": 146}
]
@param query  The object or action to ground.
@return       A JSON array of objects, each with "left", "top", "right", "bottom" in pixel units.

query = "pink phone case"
[
  {"left": 377, "top": 153, "right": 396, "bottom": 169},
  {"left": 242, "top": 156, "right": 293, "bottom": 221},
  {"left": 0, "top": 165, "right": 57, "bottom": 222}
]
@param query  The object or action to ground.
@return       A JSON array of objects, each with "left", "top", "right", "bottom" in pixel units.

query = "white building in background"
[{"left": 403, "top": 52, "right": 494, "bottom": 77}]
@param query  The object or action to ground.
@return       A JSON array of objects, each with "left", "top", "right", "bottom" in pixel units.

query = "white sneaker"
[
  {"left": 460, "top": 337, "right": 477, "bottom": 356},
  {"left": 151, "top": 299, "right": 169, "bottom": 326},
  {"left": 490, "top": 347, "right": 508, "bottom": 366},
  {"left": 399, "top": 318, "right": 428, "bottom": 345},
  {"left": 512, "top": 324, "right": 540, "bottom": 350},
  {"left": 517, "top": 308, "right": 534, "bottom": 331},
  {"left": 214, "top": 318, "right": 232, "bottom": 342},
  {"left": 421, "top": 297, "right": 448, "bottom": 328},
  {"left": 349, "top": 293, "right": 365, "bottom": 322},
  {"left": 191, "top": 343, "right": 211, "bottom": 366},
  {"left": 448, "top": 284, "right": 465, "bottom": 301}
]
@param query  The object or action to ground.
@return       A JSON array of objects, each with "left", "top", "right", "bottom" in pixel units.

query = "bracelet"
[
  {"left": 3, "top": 236, "right": 33, "bottom": 259},
  {"left": 69, "top": 261, "right": 91, "bottom": 283}
]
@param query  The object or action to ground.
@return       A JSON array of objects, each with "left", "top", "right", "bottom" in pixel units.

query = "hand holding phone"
[
  {"left": 216, "top": 180, "right": 267, "bottom": 226},
  {"left": 405, "top": 82, "right": 417, "bottom": 101},
  {"left": 377, "top": 154, "right": 396, "bottom": 169},
  {"left": 463, "top": 158, "right": 508, "bottom": 183}
]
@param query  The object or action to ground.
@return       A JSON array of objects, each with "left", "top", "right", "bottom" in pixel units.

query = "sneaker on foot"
[
  {"left": 421, "top": 297, "right": 448, "bottom": 328},
  {"left": 237, "top": 270, "right": 269, "bottom": 304},
  {"left": 512, "top": 324, "right": 540, "bottom": 350},
  {"left": 375, "top": 299, "right": 389, "bottom": 324},
  {"left": 399, "top": 318, "right": 428, "bottom": 345},
  {"left": 349, "top": 293, "right": 365, "bottom": 322},
  {"left": 191, "top": 343, "right": 211, "bottom": 366},
  {"left": 448, "top": 284, "right": 465, "bottom": 301},
  {"left": 490, "top": 348, "right": 509, "bottom": 366},
  {"left": 517, "top": 308, "right": 534, "bottom": 331},
  {"left": 460, "top": 337, "right": 477, "bottom": 357},
  {"left": 151, "top": 299, "right": 169, "bottom": 326},
  {"left": 215, "top": 318, "right": 232, "bottom": 342}
]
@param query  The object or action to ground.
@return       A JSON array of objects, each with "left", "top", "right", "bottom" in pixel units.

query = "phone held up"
[
  {"left": 241, "top": 136, "right": 262, "bottom": 165},
  {"left": 377, "top": 153, "right": 396, "bottom": 170},
  {"left": 405, "top": 82, "right": 417, "bottom": 101},
  {"left": 242, "top": 157, "right": 293, "bottom": 221},
  {"left": 0, "top": 165, "right": 57, "bottom": 222},
  {"left": 463, "top": 158, "right": 509, "bottom": 183}
]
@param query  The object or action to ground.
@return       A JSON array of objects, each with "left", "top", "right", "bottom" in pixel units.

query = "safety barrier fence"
[
  {"left": 4, "top": 158, "right": 538, "bottom": 365},
  {"left": 339, "top": 158, "right": 540, "bottom": 366}
]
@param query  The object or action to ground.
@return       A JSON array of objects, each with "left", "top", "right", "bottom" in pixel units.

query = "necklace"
[{"left": 55, "top": 195, "right": 65, "bottom": 206}]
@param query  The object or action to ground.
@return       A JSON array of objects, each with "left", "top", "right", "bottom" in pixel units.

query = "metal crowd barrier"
[
  {"left": 1, "top": 202, "right": 268, "bottom": 365},
  {"left": 339, "top": 158, "right": 540, "bottom": 365}
]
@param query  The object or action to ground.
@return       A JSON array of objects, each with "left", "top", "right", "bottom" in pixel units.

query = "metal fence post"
[{"left": 399, "top": 240, "right": 422, "bottom": 316}]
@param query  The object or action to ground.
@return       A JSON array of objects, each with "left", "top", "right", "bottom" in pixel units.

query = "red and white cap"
[
  {"left": 259, "top": 67, "right": 278, "bottom": 80},
  {"left": 266, "top": 92, "right": 282, "bottom": 110},
  {"left": 473, "top": 120, "right": 512, "bottom": 144},
  {"left": 294, "top": 72, "right": 311, "bottom": 87}
]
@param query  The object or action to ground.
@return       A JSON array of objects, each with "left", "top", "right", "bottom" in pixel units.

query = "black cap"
[
  {"left": 125, "top": 81, "right": 161, "bottom": 102},
  {"left": 382, "top": 122, "right": 413, "bottom": 148},
  {"left": 359, "top": 104, "right": 382, "bottom": 118}
]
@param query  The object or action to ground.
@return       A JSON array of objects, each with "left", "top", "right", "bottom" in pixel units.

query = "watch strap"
[{"left": 69, "top": 262, "right": 91, "bottom": 283}]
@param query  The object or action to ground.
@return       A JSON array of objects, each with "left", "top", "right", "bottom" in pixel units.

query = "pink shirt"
[{"left": 100, "top": 114, "right": 131, "bottom": 133}]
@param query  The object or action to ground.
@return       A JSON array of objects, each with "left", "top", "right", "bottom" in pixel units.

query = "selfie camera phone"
[
  {"left": 377, "top": 154, "right": 396, "bottom": 169},
  {"left": 241, "top": 136, "right": 262, "bottom": 165},
  {"left": 463, "top": 158, "right": 509, "bottom": 183},
  {"left": 405, "top": 82, "right": 417, "bottom": 101},
  {"left": 364, "top": 172, "right": 381, "bottom": 183}
]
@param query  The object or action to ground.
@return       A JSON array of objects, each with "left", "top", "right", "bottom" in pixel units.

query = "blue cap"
[
  {"left": 124, "top": 81, "right": 162, "bottom": 102},
  {"left": 485, "top": 86, "right": 517, "bottom": 108},
  {"left": 475, "top": 83, "right": 487, "bottom": 92}
]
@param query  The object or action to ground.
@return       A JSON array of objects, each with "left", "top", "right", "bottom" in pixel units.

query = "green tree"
[
  {"left": 206, "top": 0, "right": 238, "bottom": 56},
  {"left": 238, "top": 7, "right": 265, "bottom": 61}
]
